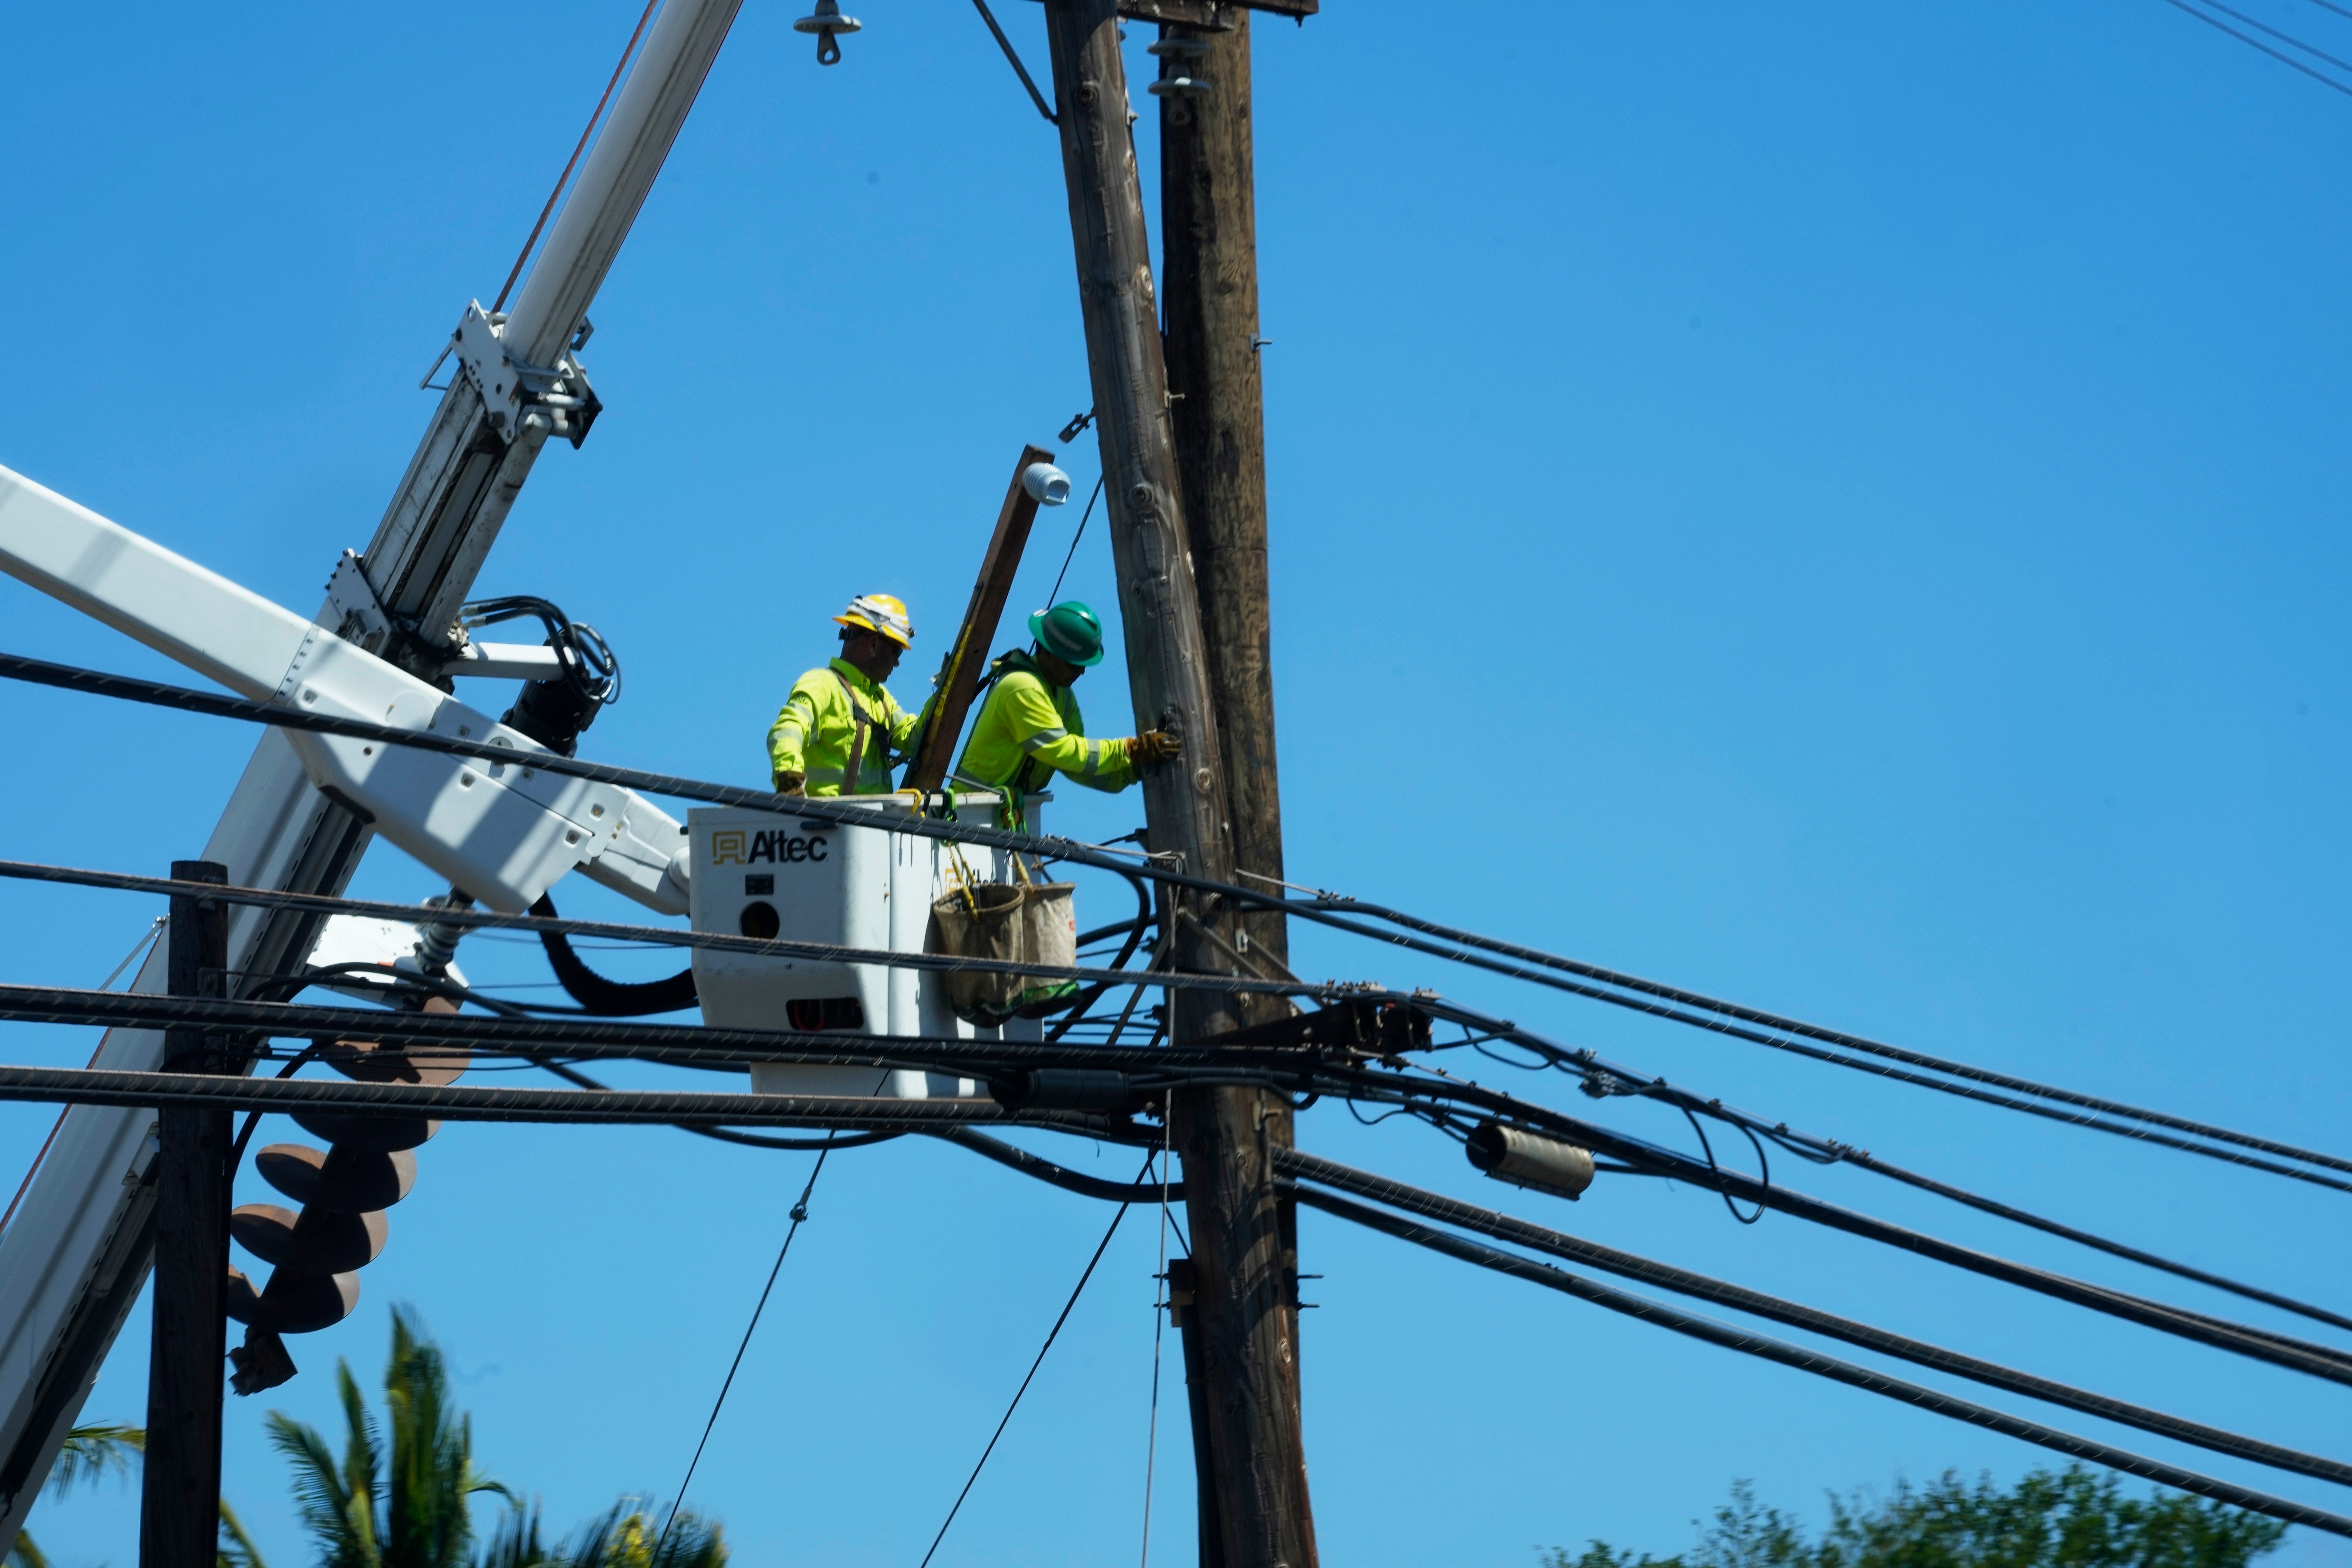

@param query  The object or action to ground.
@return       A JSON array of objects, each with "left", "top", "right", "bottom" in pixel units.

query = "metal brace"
[
  {"left": 452, "top": 301, "right": 604, "bottom": 449},
  {"left": 324, "top": 550, "right": 392, "bottom": 645}
]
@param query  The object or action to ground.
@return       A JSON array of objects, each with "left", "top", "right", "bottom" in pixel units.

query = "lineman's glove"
[
  {"left": 1127, "top": 730, "right": 1182, "bottom": 766},
  {"left": 774, "top": 770, "right": 806, "bottom": 796}
]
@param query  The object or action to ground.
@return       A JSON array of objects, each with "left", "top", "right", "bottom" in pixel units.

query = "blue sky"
[{"left": 3, "top": 2, "right": 2350, "bottom": 1566}]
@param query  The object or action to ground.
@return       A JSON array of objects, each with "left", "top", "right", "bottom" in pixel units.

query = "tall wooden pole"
[
  {"left": 1040, "top": 7, "right": 1316, "bottom": 1566},
  {"left": 1161, "top": 11, "right": 1288, "bottom": 990},
  {"left": 141, "top": 861, "right": 230, "bottom": 1568}
]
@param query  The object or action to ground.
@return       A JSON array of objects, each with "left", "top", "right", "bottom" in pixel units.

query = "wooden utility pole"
[
  {"left": 1040, "top": 5, "right": 1316, "bottom": 1566},
  {"left": 1156, "top": 12, "right": 1314, "bottom": 1568},
  {"left": 141, "top": 861, "right": 230, "bottom": 1568},
  {"left": 1161, "top": 10, "right": 1287, "bottom": 985}
]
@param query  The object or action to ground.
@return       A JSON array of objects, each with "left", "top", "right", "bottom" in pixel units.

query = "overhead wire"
[
  {"left": 1451, "top": 1014, "right": 2352, "bottom": 1330},
  {"left": 2154, "top": 0, "right": 2352, "bottom": 98},
  {"left": 0, "top": 916, "right": 165, "bottom": 1242},
  {"left": 916, "top": 1148, "right": 1154, "bottom": 1568},
  {"left": 9, "top": 649, "right": 2344, "bottom": 1198},
  {"left": 1137, "top": 1116, "right": 1174, "bottom": 1568},
  {"left": 1294, "top": 1185, "right": 2352, "bottom": 1540},
  {"left": 970, "top": 0, "right": 1058, "bottom": 125},
  {"left": 653, "top": 1149, "right": 829, "bottom": 1560},
  {"left": 1280, "top": 1150, "right": 2352, "bottom": 1491}
]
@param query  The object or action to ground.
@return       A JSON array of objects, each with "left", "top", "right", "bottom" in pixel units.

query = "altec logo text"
[{"left": 710, "top": 828, "right": 831, "bottom": 866}]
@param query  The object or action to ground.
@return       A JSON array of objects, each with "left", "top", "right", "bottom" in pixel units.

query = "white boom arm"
[
  {"left": 0, "top": 466, "right": 689, "bottom": 916},
  {"left": 0, "top": 0, "right": 743, "bottom": 1540}
]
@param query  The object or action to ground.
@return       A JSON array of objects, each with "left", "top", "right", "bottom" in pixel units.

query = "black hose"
[{"left": 529, "top": 892, "right": 697, "bottom": 1016}]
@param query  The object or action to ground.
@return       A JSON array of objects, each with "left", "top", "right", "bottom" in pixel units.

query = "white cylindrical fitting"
[
  {"left": 1466, "top": 1120, "right": 1597, "bottom": 1201},
  {"left": 1022, "top": 463, "right": 1072, "bottom": 506}
]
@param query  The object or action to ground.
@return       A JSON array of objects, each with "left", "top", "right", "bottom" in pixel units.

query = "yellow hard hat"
[{"left": 834, "top": 592, "right": 914, "bottom": 649}]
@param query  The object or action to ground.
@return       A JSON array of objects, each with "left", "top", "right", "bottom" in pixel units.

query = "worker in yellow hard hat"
[
  {"left": 767, "top": 593, "right": 927, "bottom": 796},
  {"left": 955, "top": 600, "right": 1180, "bottom": 827}
]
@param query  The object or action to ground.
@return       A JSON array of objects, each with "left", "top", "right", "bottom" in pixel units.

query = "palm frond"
[
  {"left": 382, "top": 1304, "right": 492, "bottom": 1568},
  {"left": 46, "top": 1422, "right": 144, "bottom": 1497},
  {"left": 219, "top": 1496, "right": 271, "bottom": 1568},
  {"left": 6, "top": 1529, "right": 54, "bottom": 1568},
  {"left": 267, "top": 1400, "right": 376, "bottom": 1568},
  {"left": 554, "top": 1503, "right": 727, "bottom": 1568},
  {"left": 470, "top": 1504, "right": 552, "bottom": 1568}
]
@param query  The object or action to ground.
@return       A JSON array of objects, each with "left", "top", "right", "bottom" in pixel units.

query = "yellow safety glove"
[
  {"left": 1127, "top": 730, "right": 1182, "bottom": 766},
  {"left": 774, "top": 770, "right": 806, "bottom": 796}
]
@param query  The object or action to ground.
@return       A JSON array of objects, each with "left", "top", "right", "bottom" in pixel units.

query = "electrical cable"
[
  {"left": 1468, "top": 1022, "right": 2352, "bottom": 1331},
  {"left": 0, "top": 981, "right": 1332, "bottom": 1083},
  {"left": 0, "top": 917, "right": 165, "bottom": 1242},
  {"left": 34, "top": 934, "right": 2340, "bottom": 1385},
  {"left": 2187, "top": 0, "right": 2352, "bottom": 71},
  {"left": 1046, "top": 474, "right": 1105, "bottom": 607},
  {"left": 2155, "top": 0, "right": 2352, "bottom": 98},
  {"left": 936, "top": 1126, "right": 1183, "bottom": 1201},
  {"left": 917, "top": 1148, "right": 1153, "bottom": 1568},
  {"left": 1138, "top": 1115, "right": 1174, "bottom": 1568},
  {"left": 1292, "top": 1184, "right": 2352, "bottom": 1539},
  {"left": 653, "top": 1148, "right": 828, "bottom": 1560},
  {"left": 1351, "top": 1063, "right": 2352, "bottom": 1383},
  {"left": 1279, "top": 1151, "right": 2352, "bottom": 1490},
  {"left": 0, "top": 859, "right": 1317, "bottom": 1013},
  {"left": 971, "top": 0, "right": 1058, "bottom": 124},
  {"left": 1296, "top": 896, "right": 2352, "bottom": 1185},
  {"left": 11, "top": 648, "right": 2342, "bottom": 1196},
  {"left": 13, "top": 647, "right": 2346, "bottom": 1195},
  {"left": 491, "top": 0, "right": 662, "bottom": 312}
]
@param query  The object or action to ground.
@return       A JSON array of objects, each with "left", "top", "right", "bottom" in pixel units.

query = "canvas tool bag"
[{"left": 929, "top": 870, "right": 1080, "bottom": 1026}]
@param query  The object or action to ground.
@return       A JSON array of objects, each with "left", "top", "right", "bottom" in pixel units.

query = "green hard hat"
[{"left": 1029, "top": 600, "right": 1106, "bottom": 667}]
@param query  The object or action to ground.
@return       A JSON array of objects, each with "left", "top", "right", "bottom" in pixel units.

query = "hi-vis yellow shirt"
[
  {"left": 765, "top": 658, "right": 922, "bottom": 796},
  {"left": 956, "top": 652, "right": 1138, "bottom": 801}
]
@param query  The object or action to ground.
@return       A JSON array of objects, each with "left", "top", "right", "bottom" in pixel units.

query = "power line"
[
  {"left": 1137, "top": 1121, "right": 1174, "bottom": 1568},
  {"left": 2155, "top": 0, "right": 2352, "bottom": 99},
  {"left": 654, "top": 1149, "right": 828, "bottom": 1559},
  {"left": 917, "top": 1150, "right": 1152, "bottom": 1568},
  {"left": 1294, "top": 1185, "right": 2352, "bottom": 1540},
  {"left": 970, "top": 0, "right": 1058, "bottom": 125},
  {"left": 11, "top": 646, "right": 2349, "bottom": 1195},
  {"left": 1281, "top": 1152, "right": 2352, "bottom": 1491},
  {"left": 1047, "top": 474, "right": 1105, "bottom": 605},
  {"left": 2193, "top": 0, "right": 2352, "bottom": 70}
]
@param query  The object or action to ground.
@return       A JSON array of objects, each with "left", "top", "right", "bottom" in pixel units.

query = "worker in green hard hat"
[{"left": 955, "top": 600, "right": 1180, "bottom": 826}]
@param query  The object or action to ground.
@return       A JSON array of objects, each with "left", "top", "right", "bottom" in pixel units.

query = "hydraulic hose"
[{"left": 529, "top": 892, "right": 697, "bottom": 1016}]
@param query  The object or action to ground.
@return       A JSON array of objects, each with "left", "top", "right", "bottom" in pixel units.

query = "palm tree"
[
  {"left": 263, "top": 1305, "right": 512, "bottom": 1568},
  {"left": 5, "top": 1422, "right": 145, "bottom": 1568},
  {"left": 263, "top": 1308, "right": 727, "bottom": 1568}
]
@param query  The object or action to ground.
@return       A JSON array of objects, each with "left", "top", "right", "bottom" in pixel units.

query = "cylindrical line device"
[{"left": 1467, "top": 1119, "right": 1597, "bottom": 1201}]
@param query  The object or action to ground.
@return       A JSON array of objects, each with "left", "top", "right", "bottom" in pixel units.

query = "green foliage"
[
  {"left": 253, "top": 1308, "right": 725, "bottom": 1568},
  {"left": 220, "top": 1497, "right": 272, "bottom": 1568},
  {"left": 549, "top": 1503, "right": 727, "bottom": 1568},
  {"left": 262, "top": 1306, "right": 512, "bottom": 1568},
  {"left": 48, "top": 1424, "right": 144, "bottom": 1498},
  {"left": 5, "top": 1420, "right": 148, "bottom": 1568},
  {"left": 1546, "top": 1468, "right": 2291, "bottom": 1568}
]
